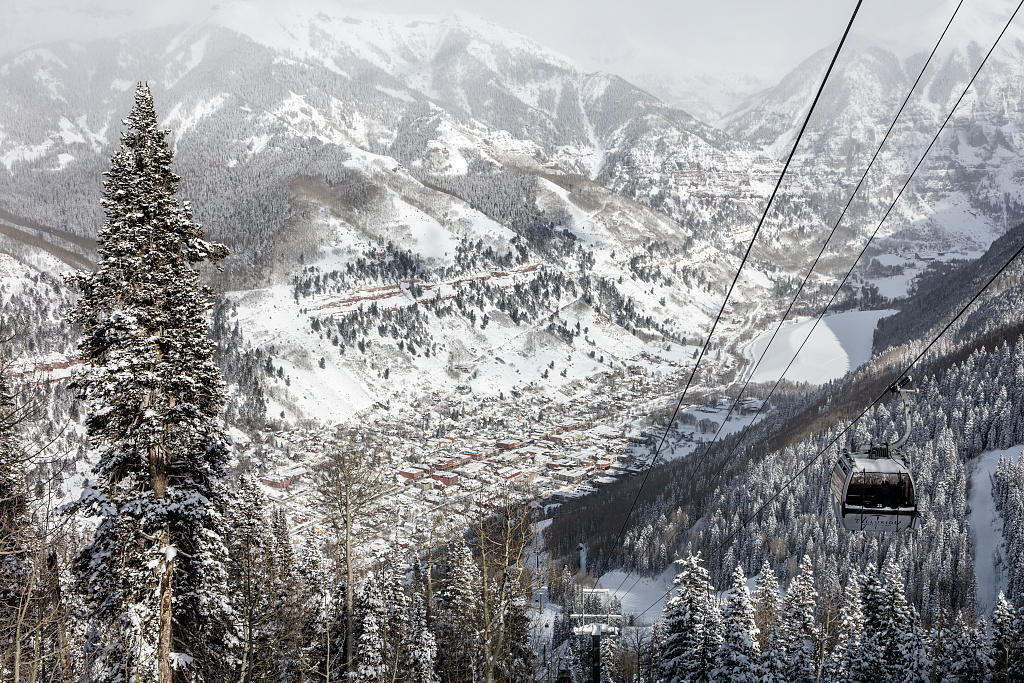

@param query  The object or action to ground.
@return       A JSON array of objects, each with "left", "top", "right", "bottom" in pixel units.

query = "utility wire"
[
  {"left": 612, "top": 0, "right": 962, "bottom": 595},
  {"left": 637, "top": 225, "right": 1024, "bottom": 621},
  {"left": 629, "top": 1, "right": 1024, "bottom": 618},
  {"left": 682, "top": 0, "right": 964, "bottom": 521},
  {"left": 700, "top": 0, "right": 1023, "bottom": 495},
  {"left": 605, "top": 0, "right": 864, "bottom": 601}
]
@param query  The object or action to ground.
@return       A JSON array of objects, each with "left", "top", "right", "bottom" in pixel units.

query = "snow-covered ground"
[
  {"left": 872, "top": 266, "right": 922, "bottom": 299},
  {"left": 742, "top": 309, "right": 894, "bottom": 385},
  {"left": 969, "top": 445, "right": 1018, "bottom": 614},
  {"left": 597, "top": 567, "right": 675, "bottom": 622},
  {"left": 661, "top": 400, "right": 766, "bottom": 461}
]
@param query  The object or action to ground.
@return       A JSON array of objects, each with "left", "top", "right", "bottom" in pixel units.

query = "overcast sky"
[{"left": 1, "top": 0, "right": 1015, "bottom": 87}]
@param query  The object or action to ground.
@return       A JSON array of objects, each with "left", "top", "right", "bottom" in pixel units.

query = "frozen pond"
[{"left": 742, "top": 309, "right": 895, "bottom": 385}]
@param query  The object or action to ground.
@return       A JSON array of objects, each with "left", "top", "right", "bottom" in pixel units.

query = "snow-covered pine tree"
[
  {"left": 500, "top": 598, "right": 536, "bottom": 681},
  {"left": 898, "top": 612, "right": 930, "bottom": 683},
  {"left": 401, "top": 594, "right": 439, "bottom": 683},
  {"left": 69, "top": 82, "right": 233, "bottom": 682},
  {"left": 782, "top": 554, "right": 819, "bottom": 683},
  {"left": 934, "top": 615, "right": 993, "bottom": 682},
  {"left": 435, "top": 542, "right": 483, "bottom": 681},
  {"left": 823, "top": 574, "right": 864, "bottom": 683},
  {"left": 353, "top": 574, "right": 387, "bottom": 683},
  {"left": 228, "top": 474, "right": 270, "bottom": 678},
  {"left": 751, "top": 559, "right": 789, "bottom": 681},
  {"left": 991, "top": 592, "right": 1018, "bottom": 680},
  {"left": 858, "top": 562, "right": 927, "bottom": 683},
  {"left": 598, "top": 630, "right": 618, "bottom": 683},
  {"left": 267, "top": 507, "right": 304, "bottom": 679},
  {"left": 761, "top": 626, "right": 790, "bottom": 683},
  {"left": 858, "top": 568, "right": 891, "bottom": 679},
  {"left": 883, "top": 562, "right": 928, "bottom": 682},
  {"left": 380, "top": 556, "right": 410, "bottom": 676},
  {"left": 713, "top": 564, "right": 762, "bottom": 682},
  {"left": 657, "top": 553, "right": 721, "bottom": 683},
  {"left": 562, "top": 632, "right": 591, "bottom": 682},
  {"left": 227, "top": 473, "right": 304, "bottom": 681},
  {"left": 294, "top": 537, "right": 342, "bottom": 679},
  {"left": 752, "top": 558, "right": 781, "bottom": 649},
  {"left": 648, "top": 619, "right": 664, "bottom": 679}
]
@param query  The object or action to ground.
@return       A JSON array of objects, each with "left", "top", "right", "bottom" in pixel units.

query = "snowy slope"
[
  {"left": 741, "top": 309, "right": 896, "bottom": 385},
  {"left": 597, "top": 567, "right": 675, "bottom": 621},
  {"left": 3, "top": 5, "right": 1023, "bottom": 435},
  {"left": 971, "top": 445, "right": 1013, "bottom": 614},
  {"left": 723, "top": 35, "right": 1024, "bottom": 268}
]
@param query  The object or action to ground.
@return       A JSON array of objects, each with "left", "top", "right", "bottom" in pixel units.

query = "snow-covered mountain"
[
  {"left": 725, "top": 38, "right": 1024, "bottom": 259},
  {"left": 3, "top": 5, "right": 1024, "bottom": 429},
  {"left": 0, "top": 4, "right": 783, "bottom": 426},
  {"left": 635, "top": 71, "right": 769, "bottom": 125}
]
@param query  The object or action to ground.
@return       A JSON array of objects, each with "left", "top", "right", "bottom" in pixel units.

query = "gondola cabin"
[
  {"left": 831, "top": 448, "right": 917, "bottom": 532},
  {"left": 831, "top": 376, "right": 919, "bottom": 532}
]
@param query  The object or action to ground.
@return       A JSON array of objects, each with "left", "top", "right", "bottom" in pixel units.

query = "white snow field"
[
  {"left": 742, "top": 309, "right": 895, "bottom": 385},
  {"left": 597, "top": 566, "right": 676, "bottom": 620},
  {"left": 660, "top": 399, "right": 766, "bottom": 462},
  {"left": 970, "top": 445, "right": 1018, "bottom": 614}
]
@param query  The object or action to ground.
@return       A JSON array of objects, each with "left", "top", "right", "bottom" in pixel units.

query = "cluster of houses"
[
  {"left": 245, "top": 360, "right": 759, "bottom": 554},
  {"left": 248, "top": 409, "right": 655, "bottom": 548},
  {"left": 391, "top": 421, "right": 643, "bottom": 500}
]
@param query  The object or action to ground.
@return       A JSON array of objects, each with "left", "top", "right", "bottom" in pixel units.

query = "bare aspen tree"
[
  {"left": 314, "top": 426, "right": 390, "bottom": 677},
  {"left": 469, "top": 490, "right": 536, "bottom": 683},
  {"left": 0, "top": 342, "right": 75, "bottom": 682}
]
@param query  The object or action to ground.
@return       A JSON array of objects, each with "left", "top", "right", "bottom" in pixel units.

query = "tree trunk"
[
  {"left": 238, "top": 551, "right": 253, "bottom": 683},
  {"left": 153, "top": 369, "right": 174, "bottom": 682},
  {"left": 47, "top": 551, "right": 75, "bottom": 682},
  {"left": 425, "top": 537, "right": 434, "bottom": 625},
  {"left": 345, "top": 483, "right": 354, "bottom": 677},
  {"left": 158, "top": 526, "right": 174, "bottom": 683}
]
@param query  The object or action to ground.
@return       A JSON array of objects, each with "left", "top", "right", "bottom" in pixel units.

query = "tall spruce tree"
[
  {"left": 859, "top": 562, "right": 927, "bottom": 683},
  {"left": 600, "top": 630, "right": 620, "bottom": 683},
  {"left": 934, "top": 615, "right": 993, "bottom": 682},
  {"left": 294, "top": 538, "right": 340, "bottom": 679},
  {"left": 762, "top": 627, "right": 790, "bottom": 683},
  {"left": 823, "top": 574, "right": 865, "bottom": 683},
  {"left": 713, "top": 564, "right": 762, "bottom": 682},
  {"left": 782, "top": 554, "right": 820, "bottom": 683},
  {"left": 752, "top": 559, "right": 781, "bottom": 649},
  {"left": 436, "top": 542, "right": 483, "bottom": 681},
  {"left": 227, "top": 474, "right": 294, "bottom": 681},
  {"left": 991, "top": 592, "right": 1018, "bottom": 680},
  {"left": 858, "top": 568, "right": 889, "bottom": 678},
  {"left": 657, "top": 553, "right": 721, "bottom": 683},
  {"left": 353, "top": 575, "right": 387, "bottom": 683},
  {"left": 380, "top": 557, "right": 410, "bottom": 677},
  {"left": 70, "top": 82, "right": 234, "bottom": 682},
  {"left": 401, "top": 594, "right": 438, "bottom": 683}
]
